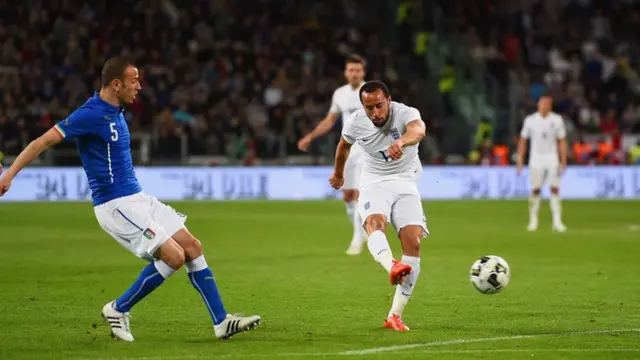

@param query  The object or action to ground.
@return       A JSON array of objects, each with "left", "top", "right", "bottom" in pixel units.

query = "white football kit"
[
  {"left": 330, "top": 83, "right": 365, "bottom": 190},
  {"left": 341, "top": 101, "right": 428, "bottom": 236},
  {"left": 520, "top": 111, "right": 566, "bottom": 189},
  {"left": 94, "top": 192, "right": 187, "bottom": 261}
]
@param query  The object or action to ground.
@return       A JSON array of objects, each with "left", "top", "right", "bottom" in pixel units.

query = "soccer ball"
[{"left": 469, "top": 255, "right": 511, "bottom": 294}]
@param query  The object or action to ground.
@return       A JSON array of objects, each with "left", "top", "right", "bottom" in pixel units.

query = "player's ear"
[{"left": 111, "top": 78, "right": 122, "bottom": 91}]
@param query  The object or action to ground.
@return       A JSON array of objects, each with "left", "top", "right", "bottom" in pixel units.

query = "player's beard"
[{"left": 371, "top": 113, "right": 389, "bottom": 127}]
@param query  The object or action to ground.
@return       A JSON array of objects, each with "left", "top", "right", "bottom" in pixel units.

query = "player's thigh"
[
  {"left": 528, "top": 168, "right": 545, "bottom": 190},
  {"left": 547, "top": 166, "right": 561, "bottom": 189},
  {"left": 358, "top": 183, "right": 393, "bottom": 230},
  {"left": 343, "top": 153, "right": 362, "bottom": 190},
  {"left": 390, "top": 184, "right": 429, "bottom": 238},
  {"left": 148, "top": 194, "right": 188, "bottom": 237},
  {"left": 94, "top": 198, "right": 174, "bottom": 261}
]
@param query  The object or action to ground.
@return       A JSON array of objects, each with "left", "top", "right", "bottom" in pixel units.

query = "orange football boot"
[
  {"left": 383, "top": 314, "right": 410, "bottom": 331},
  {"left": 389, "top": 260, "right": 412, "bottom": 285}
]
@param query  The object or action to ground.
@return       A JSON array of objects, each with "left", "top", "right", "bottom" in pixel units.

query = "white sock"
[
  {"left": 389, "top": 255, "right": 421, "bottom": 317},
  {"left": 154, "top": 260, "right": 177, "bottom": 279},
  {"left": 529, "top": 195, "right": 540, "bottom": 222},
  {"left": 367, "top": 230, "right": 394, "bottom": 273},
  {"left": 550, "top": 194, "right": 562, "bottom": 224},
  {"left": 185, "top": 255, "right": 208, "bottom": 273},
  {"left": 346, "top": 201, "right": 365, "bottom": 246}
]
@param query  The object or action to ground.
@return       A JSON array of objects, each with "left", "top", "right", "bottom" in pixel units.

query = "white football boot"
[
  {"left": 101, "top": 301, "right": 134, "bottom": 342},
  {"left": 345, "top": 238, "right": 365, "bottom": 255},
  {"left": 527, "top": 217, "right": 538, "bottom": 232},
  {"left": 214, "top": 314, "right": 261, "bottom": 340},
  {"left": 552, "top": 222, "right": 567, "bottom": 232}
]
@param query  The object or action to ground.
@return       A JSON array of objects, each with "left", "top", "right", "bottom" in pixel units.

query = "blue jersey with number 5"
[{"left": 53, "top": 93, "right": 142, "bottom": 205}]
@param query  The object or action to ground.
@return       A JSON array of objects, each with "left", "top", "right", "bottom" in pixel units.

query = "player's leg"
[
  {"left": 359, "top": 184, "right": 411, "bottom": 285},
  {"left": 385, "top": 184, "right": 429, "bottom": 331},
  {"left": 343, "top": 153, "right": 366, "bottom": 255},
  {"left": 95, "top": 199, "right": 183, "bottom": 342},
  {"left": 528, "top": 168, "right": 543, "bottom": 231},
  {"left": 171, "top": 228, "right": 260, "bottom": 339},
  {"left": 343, "top": 189, "right": 365, "bottom": 254},
  {"left": 102, "top": 239, "right": 184, "bottom": 341},
  {"left": 549, "top": 167, "right": 567, "bottom": 232}
]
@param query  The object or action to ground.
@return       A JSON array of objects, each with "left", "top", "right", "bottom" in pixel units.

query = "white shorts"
[
  {"left": 358, "top": 180, "right": 429, "bottom": 237},
  {"left": 529, "top": 166, "right": 561, "bottom": 189},
  {"left": 94, "top": 192, "right": 187, "bottom": 261},
  {"left": 343, "top": 151, "right": 363, "bottom": 190}
]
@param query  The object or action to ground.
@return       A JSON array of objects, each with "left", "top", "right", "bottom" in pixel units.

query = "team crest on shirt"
[
  {"left": 390, "top": 128, "right": 400, "bottom": 140},
  {"left": 143, "top": 228, "right": 156, "bottom": 240},
  {"left": 364, "top": 201, "right": 370, "bottom": 210}
]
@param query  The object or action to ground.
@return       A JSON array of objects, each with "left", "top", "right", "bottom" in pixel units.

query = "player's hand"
[
  {"left": 329, "top": 172, "right": 344, "bottom": 190},
  {"left": 0, "top": 175, "right": 11, "bottom": 196},
  {"left": 560, "top": 161, "right": 567, "bottom": 175},
  {"left": 387, "top": 140, "right": 404, "bottom": 160},
  {"left": 516, "top": 164, "right": 523, "bottom": 175},
  {"left": 297, "top": 135, "right": 312, "bottom": 152}
]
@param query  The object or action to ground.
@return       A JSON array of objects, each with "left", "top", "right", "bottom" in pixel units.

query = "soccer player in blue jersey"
[{"left": 0, "top": 57, "right": 261, "bottom": 341}]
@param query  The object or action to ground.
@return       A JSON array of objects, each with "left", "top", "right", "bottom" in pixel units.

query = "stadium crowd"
[
  {"left": 0, "top": 0, "right": 431, "bottom": 165},
  {"left": 438, "top": 0, "right": 640, "bottom": 164},
  {"left": 1, "top": 0, "right": 639, "bottom": 166}
]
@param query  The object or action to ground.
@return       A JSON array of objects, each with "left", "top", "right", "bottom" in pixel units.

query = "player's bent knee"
[
  {"left": 365, "top": 214, "right": 386, "bottom": 234},
  {"left": 398, "top": 225, "right": 422, "bottom": 256},
  {"left": 171, "top": 228, "right": 203, "bottom": 261},
  {"left": 550, "top": 187, "right": 559, "bottom": 194},
  {"left": 531, "top": 188, "right": 541, "bottom": 196},
  {"left": 154, "top": 239, "right": 186, "bottom": 270}
]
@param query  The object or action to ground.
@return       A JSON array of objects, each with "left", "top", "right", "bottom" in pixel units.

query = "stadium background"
[
  {"left": 1, "top": 0, "right": 639, "bottom": 202},
  {"left": 0, "top": 1, "right": 639, "bottom": 359}
]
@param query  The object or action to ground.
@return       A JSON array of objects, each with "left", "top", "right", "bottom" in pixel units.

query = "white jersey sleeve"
[
  {"left": 554, "top": 115, "right": 566, "bottom": 139},
  {"left": 520, "top": 116, "right": 532, "bottom": 139},
  {"left": 329, "top": 89, "right": 342, "bottom": 114},
  {"left": 341, "top": 112, "right": 357, "bottom": 145},
  {"left": 401, "top": 106, "right": 421, "bottom": 126}
]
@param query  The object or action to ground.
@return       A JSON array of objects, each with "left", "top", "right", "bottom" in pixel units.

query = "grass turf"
[{"left": 0, "top": 200, "right": 639, "bottom": 360}]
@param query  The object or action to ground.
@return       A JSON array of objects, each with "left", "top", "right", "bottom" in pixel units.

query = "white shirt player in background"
[
  {"left": 517, "top": 95, "right": 568, "bottom": 232},
  {"left": 298, "top": 54, "right": 367, "bottom": 255},
  {"left": 329, "top": 81, "right": 428, "bottom": 332}
]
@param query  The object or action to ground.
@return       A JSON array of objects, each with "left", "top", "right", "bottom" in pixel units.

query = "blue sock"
[
  {"left": 114, "top": 261, "right": 173, "bottom": 313},
  {"left": 187, "top": 256, "right": 227, "bottom": 325}
]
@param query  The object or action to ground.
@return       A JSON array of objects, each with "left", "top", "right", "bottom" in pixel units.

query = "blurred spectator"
[{"left": 0, "top": 0, "right": 427, "bottom": 165}]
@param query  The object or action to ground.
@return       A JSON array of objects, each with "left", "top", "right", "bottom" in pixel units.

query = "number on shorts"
[{"left": 378, "top": 150, "right": 390, "bottom": 162}]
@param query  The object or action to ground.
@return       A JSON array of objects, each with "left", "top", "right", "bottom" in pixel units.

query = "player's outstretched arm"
[
  {"left": 329, "top": 136, "right": 352, "bottom": 189},
  {"left": 516, "top": 136, "right": 528, "bottom": 172},
  {"left": 387, "top": 119, "right": 426, "bottom": 160},
  {"left": 298, "top": 112, "right": 339, "bottom": 151},
  {"left": 398, "top": 119, "right": 426, "bottom": 147},
  {"left": 558, "top": 137, "right": 567, "bottom": 169},
  {"left": 334, "top": 136, "right": 352, "bottom": 175},
  {"left": 1, "top": 127, "right": 63, "bottom": 180}
]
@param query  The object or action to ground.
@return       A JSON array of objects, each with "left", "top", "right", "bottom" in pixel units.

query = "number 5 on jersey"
[{"left": 110, "top": 122, "right": 119, "bottom": 141}]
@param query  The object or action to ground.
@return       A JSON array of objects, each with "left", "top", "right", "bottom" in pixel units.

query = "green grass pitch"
[{"left": 0, "top": 200, "right": 639, "bottom": 360}]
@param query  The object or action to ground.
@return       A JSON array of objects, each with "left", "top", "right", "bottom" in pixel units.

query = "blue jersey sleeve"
[{"left": 53, "top": 108, "right": 95, "bottom": 140}]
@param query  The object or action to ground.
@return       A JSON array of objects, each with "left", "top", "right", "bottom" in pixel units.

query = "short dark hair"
[
  {"left": 101, "top": 57, "right": 133, "bottom": 88},
  {"left": 345, "top": 54, "right": 367, "bottom": 68},
  {"left": 359, "top": 80, "right": 391, "bottom": 101}
]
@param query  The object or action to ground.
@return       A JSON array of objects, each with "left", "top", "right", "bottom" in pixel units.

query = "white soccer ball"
[{"left": 469, "top": 255, "right": 511, "bottom": 294}]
